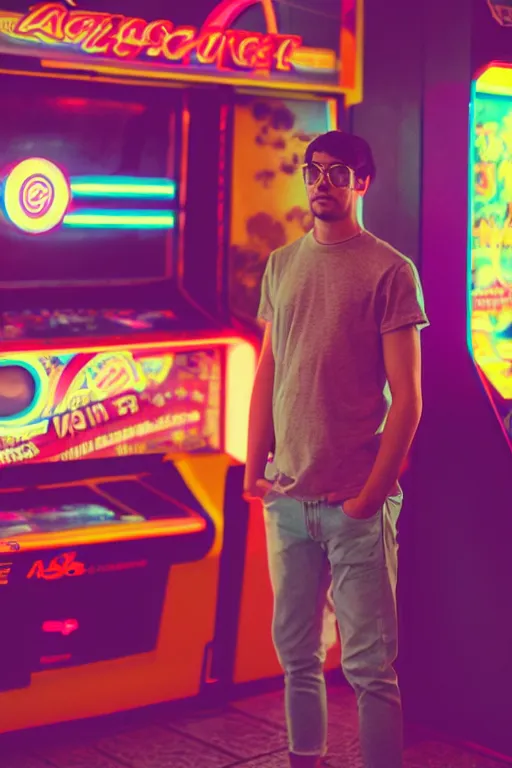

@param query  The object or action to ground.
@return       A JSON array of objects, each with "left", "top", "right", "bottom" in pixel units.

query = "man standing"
[{"left": 244, "top": 131, "right": 429, "bottom": 768}]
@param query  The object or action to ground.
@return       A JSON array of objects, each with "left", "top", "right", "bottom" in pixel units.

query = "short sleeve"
[
  {"left": 379, "top": 261, "right": 429, "bottom": 334},
  {"left": 258, "top": 254, "right": 274, "bottom": 323}
]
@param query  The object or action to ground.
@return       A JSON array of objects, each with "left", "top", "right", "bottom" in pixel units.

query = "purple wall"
[
  {"left": 351, "top": 0, "right": 423, "bottom": 266},
  {"left": 354, "top": 0, "right": 512, "bottom": 755}
]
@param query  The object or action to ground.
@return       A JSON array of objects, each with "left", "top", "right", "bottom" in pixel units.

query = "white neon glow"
[
  {"left": 2, "top": 158, "right": 71, "bottom": 234},
  {"left": 225, "top": 341, "right": 257, "bottom": 462}
]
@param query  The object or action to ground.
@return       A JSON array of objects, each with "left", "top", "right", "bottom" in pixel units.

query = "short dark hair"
[{"left": 305, "top": 131, "right": 376, "bottom": 184}]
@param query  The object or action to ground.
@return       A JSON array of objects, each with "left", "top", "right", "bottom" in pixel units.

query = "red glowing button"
[
  {"left": 42, "top": 618, "right": 79, "bottom": 636},
  {"left": 3, "top": 158, "right": 71, "bottom": 234}
]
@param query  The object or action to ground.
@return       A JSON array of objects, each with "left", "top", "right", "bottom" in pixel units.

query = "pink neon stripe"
[{"left": 202, "top": 0, "right": 277, "bottom": 34}]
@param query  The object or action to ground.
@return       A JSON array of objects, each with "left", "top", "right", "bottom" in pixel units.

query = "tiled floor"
[{"left": 1, "top": 683, "right": 509, "bottom": 767}]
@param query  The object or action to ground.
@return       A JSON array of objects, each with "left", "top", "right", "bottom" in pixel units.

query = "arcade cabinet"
[
  {"left": 0, "top": 45, "right": 257, "bottom": 739},
  {"left": 395, "top": 0, "right": 512, "bottom": 756},
  {"left": 470, "top": 64, "right": 512, "bottom": 444}
]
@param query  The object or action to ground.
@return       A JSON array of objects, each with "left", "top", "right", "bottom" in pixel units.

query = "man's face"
[{"left": 304, "top": 151, "right": 358, "bottom": 222}]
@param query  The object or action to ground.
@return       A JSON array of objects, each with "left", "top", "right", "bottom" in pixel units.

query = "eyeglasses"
[{"left": 302, "top": 161, "right": 356, "bottom": 189}]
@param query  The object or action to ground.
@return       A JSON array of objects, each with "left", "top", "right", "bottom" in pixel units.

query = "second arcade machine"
[{"left": 403, "top": 0, "right": 512, "bottom": 755}]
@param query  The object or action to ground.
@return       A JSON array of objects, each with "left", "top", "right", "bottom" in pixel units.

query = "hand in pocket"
[
  {"left": 243, "top": 479, "right": 273, "bottom": 502},
  {"left": 339, "top": 496, "right": 379, "bottom": 521}
]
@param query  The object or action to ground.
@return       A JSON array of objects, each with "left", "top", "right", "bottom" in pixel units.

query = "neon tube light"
[
  {"left": 63, "top": 210, "right": 176, "bottom": 230},
  {"left": 1, "top": 159, "right": 178, "bottom": 233},
  {"left": 6, "top": 4, "right": 301, "bottom": 74},
  {"left": 2, "top": 157, "right": 71, "bottom": 234},
  {"left": 225, "top": 341, "right": 257, "bottom": 462},
  {"left": 70, "top": 177, "right": 177, "bottom": 200}
]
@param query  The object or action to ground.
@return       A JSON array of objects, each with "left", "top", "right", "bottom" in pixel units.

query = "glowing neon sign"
[
  {"left": 3, "top": 158, "right": 70, "bottom": 234},
  {"left": 0, "top": 1, "right": 361, "bottom": 97},
  {"left": 7, "top": 3, "right": 302, "bottom": 73},
  {"left": 70, "top": 177, "right": 177, "bottom": 200},
  {"left": 1, "top": 157, "right": 177, "bottom": 233},
  {"left": 27, "top": 551, "right": 86, "bottom": 580},
  {"left": 63, "top": 210, "right": 176, "bottom": 230}
]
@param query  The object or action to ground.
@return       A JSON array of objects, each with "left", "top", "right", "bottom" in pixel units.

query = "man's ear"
[{"left": 355, "top": 176, "right": 370, "bottom": 194}]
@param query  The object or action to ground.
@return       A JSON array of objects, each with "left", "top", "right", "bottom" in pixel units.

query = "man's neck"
[{"left": 313, "top": 217, "right": 361, "bottom": 245}]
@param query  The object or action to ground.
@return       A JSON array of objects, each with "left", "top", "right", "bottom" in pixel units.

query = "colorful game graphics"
[
  {"left": 471, "top": 86, "right": 512, "bottom": 444},
  {"left": 0, "top": 346, "right": 221, "bottom": 465}
]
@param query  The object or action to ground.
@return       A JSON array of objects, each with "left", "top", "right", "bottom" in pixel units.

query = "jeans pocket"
[
  {"left": 339, "top": 503, "right": 381, "bottom": 524},
  {"left": 263, "top": 486, "right": 283, "bottom": 507}
]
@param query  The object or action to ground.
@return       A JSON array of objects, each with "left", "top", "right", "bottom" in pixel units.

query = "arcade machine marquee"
[{"left": 470, "top": 63, "right": 512, "bottom": 449}]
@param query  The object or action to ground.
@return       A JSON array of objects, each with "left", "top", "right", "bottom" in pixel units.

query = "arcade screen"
[
  {"left": 0, "top": 84, "right": 178, "bottom": 284},
  {"left": 470, "top": 70, "right": 512, "bottom": 444},
  {"left": 0, "top": 345, "right": 221, "bottom": 466},
  {"left": 229, "top": 95, "right": 335, "bottom": 319}
]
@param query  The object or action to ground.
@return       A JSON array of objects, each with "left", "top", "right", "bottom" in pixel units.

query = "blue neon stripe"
[
  {"left": 70, "top": 176, "right": 177, "bottom": 200},
  {"left": 467, "top": 82, "right": 476, "bottom": 366},
  {"left": 63, "top": 209, "right": 176, "bottom": 230}
]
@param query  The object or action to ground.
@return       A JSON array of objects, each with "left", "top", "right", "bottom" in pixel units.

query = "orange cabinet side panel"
[
  {"left": 0, "top": 454, "right": 231, "bottom": 735},
  {"left": 0, "top": 557, "right": 220, "bottom": 733}
]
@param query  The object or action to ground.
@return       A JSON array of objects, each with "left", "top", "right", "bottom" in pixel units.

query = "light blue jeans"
[{"left": 263, "top": 490, "right": 403, "bottom": 768}]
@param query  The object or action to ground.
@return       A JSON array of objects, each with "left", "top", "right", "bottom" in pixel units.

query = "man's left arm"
[{"left": 340, "top": 325, "right": 423, "bottom": 517}]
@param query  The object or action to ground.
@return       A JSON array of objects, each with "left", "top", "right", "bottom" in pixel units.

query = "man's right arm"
[{"left": 243, "top": 322, "right": 275, "bottom": 496}]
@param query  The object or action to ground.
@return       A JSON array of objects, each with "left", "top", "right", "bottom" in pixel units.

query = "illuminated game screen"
[
  {"left": 470, "top": 70, "right": 512, "bottom": 444},
  {"left": 0, "top": 87, "right": 178, "bottom": 284},
  {"left": 229, "top": 95, "right": 334, "bottom": 319},
  {"left": 0, "top": 345, "right": 221, "bottom": 465}
]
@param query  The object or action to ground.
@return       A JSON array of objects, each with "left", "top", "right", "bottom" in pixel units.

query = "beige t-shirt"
[{"left": 258, "top": 230, "right": 429, "bottom": 501}]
